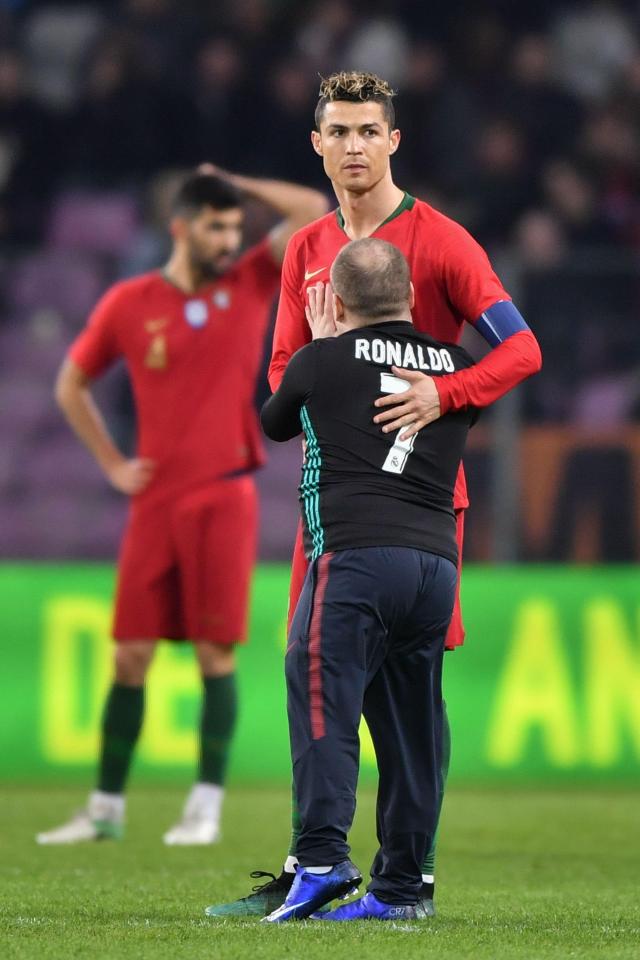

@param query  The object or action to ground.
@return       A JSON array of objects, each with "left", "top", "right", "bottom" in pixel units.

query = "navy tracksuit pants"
[{"left": 285, "top": 545, "right": 457, "bottom": 905}]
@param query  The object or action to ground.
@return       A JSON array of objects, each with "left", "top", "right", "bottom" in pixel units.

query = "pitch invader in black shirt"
[
  {"left": 262, "top": 270, "right": 477, "bottom": 567},
  {"left": 261, "top": 239, "right": 478, "bottom": 923}
]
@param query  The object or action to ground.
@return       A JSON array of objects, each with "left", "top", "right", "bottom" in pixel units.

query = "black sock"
[{"left": 97, "top": 683, "right": 144, "bottom": 793}]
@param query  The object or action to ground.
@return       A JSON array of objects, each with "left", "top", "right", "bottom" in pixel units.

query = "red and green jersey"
[
  {"left": 70, "top": 240, "right": 281, "bottom": 506},
  {"left": 269, "top": 194, "right": 541, "bottom": 509}
]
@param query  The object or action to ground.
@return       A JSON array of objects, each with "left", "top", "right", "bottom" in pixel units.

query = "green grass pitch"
[{"left": 2, "top": 784, "right": 638, "bottom": 959}]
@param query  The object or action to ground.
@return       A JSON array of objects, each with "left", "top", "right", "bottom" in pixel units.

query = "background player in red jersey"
[
  {"left": 36, "top": 169, "right": 327, "bottom": 846},
  {"left": 206, "top": 71, "right": 541, "bottom": 917}
]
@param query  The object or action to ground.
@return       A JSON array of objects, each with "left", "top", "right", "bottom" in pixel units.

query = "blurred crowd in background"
[{"left": 1, "top": 0, "right": 640, "bottom": 562}]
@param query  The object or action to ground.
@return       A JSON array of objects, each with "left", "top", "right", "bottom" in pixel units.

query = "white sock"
[
  {"left": 187, "top": 783, "right": 223, "bottom": 820},
  {"left": 422, "top": 873, "right": 435, "bottom": 884},
  {"left": 283, "top": 855, "right": 298, "bottom": 874},
  {"left": 89, "top": 790, "right": 125, "bottom": 821},
  {"left": 304, "top": 865, "right": 332, "bottom": 874}
]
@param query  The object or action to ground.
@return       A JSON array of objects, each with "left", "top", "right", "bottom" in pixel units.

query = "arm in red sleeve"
[
  {"left": 268, "top": 234, "right": 309, "bottom": 390},
  {"left": 435, "top": 329, "right": 542, "bottom": 413},
  {"left": 68, "top": 282, "right": 126, "bottom": 377},
  {"left": 437, "top": 222, "right": 542, "bottom": 412}
]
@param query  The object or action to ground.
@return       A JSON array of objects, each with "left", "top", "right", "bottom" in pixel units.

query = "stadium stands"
[{"left": 1, "top": 0, "right": 639, "bottom": 561}]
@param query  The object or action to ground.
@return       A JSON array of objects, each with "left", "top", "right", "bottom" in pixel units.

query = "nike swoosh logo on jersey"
[
  {"left": 145, "top": 317, "right": 169, "bottom": 333},
  {"left": 304, "top": 267, "right": 326, "bottom": 280}
]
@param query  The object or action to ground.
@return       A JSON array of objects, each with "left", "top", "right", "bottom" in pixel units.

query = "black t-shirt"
[{"left": 261, "top": 321, "right": 477, "bottom": 564}]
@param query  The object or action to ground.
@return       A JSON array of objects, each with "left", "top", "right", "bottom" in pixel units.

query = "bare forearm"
[
  {"left": 198, "top": 163, "right": 327, "bottom": 262},
  {"left": 230, "top": 173, "right": 327, "bottom": 222},
  {"left": 56, "top": 379, "right": 123, "bottom": 476}
]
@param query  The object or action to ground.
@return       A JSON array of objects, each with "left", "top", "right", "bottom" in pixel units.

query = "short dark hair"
[
  {"left": 331, "top": 239, "right": 410, "bottom": 319},
  {"left": 171, "top": 173, "right": 242, "bottom": 218},
  {"left": 314, "top": 71, "right": 396, "bottom": 131}
]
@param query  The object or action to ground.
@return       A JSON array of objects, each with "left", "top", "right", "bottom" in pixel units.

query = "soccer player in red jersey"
[
  {"left": 206, "top": 72, "right": 541, "bottom": 917},
  {"left": 36, "top": 168, "right": 327, "bottom": 846}
]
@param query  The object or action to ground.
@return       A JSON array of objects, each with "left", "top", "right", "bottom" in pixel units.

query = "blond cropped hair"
[{"left": 314, "top": 71, "right": 396, "bottom": 129}]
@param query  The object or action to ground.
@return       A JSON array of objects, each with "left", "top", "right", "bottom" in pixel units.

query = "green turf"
[{"left": 1, "top": 784, "right": 638, "bottom": 959}]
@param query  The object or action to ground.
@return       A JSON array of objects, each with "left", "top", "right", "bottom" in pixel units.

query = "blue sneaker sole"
[{"left": 317, "top": 891, "right": 420, "bottom": 921}]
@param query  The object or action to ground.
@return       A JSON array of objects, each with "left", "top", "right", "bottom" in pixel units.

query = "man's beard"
[
  {"left": 190, "top": 249, "right": 234, "bottom": 280},
  {"left": 194, "top": 259, "right": 223, "bottom": 280}
]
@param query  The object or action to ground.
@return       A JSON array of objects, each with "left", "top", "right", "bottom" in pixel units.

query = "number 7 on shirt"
[{"left": 379, "top": 372, "right": 417, "bottom": 474}]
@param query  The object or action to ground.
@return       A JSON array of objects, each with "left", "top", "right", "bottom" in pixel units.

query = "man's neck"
[
  {"left": 163, "top": 249, "right": 207, "bottom": 295},
  {"left": 339, "top": 312, "right": 412, "bottom": 333},
  {"left": 334, "top": 175, "right": 405, "bottom": 240}
]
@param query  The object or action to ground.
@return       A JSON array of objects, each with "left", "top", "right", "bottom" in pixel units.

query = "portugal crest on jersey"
[{"left": 184, "top": 299, "right": 208, "bottom": 327}]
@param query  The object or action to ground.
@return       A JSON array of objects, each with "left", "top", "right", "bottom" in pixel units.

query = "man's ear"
[
  {"left": 333, "top": 291, "right": 345, "bottom": 324},
  {"left": 311, "top": 130, "right": 323, "bottom": 156},
  {"left": 170, "top": 215, "right": 187, "bottom": 242},
  {"left": 389, "top": 128, "right": 401, "bottom": 155},
  {"left": 408, "top": 281, "right": 415, "bottom": 309}
]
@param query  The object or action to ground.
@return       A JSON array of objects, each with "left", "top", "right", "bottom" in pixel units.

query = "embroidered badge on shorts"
[{"left": 184, "top": 299, "right": 208, "bottom": 328}]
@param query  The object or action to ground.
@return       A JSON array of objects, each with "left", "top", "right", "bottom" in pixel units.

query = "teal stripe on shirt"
[{"left": 300, "top": 406, "right": 324, "bottom": 559}]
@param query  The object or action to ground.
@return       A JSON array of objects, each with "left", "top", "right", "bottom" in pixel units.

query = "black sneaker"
[
  {"left": 205, "top": 870, "right": 294, "bottom": 917},
  {"left": 417, "top": 880, "right": 436, "bottom": 917}
]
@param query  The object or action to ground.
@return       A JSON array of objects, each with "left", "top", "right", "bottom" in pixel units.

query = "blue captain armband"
[{"left": 474, "top": 300, "right": 530, "bottom": 348}]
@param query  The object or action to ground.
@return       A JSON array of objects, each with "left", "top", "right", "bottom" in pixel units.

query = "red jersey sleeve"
[
  {"left": 268, "top": 234, "right": 308, "bottom": 391},
  {"left": 68, "top": 283, "right": 126, "bottom": 377},
  {"left": 434, "top": 219, "right": 542, "bottom": 412},
  {"left": 439, "top": 220, "right": 510, "bottom": 321},
  {"left": 435, "top": 330, "right": 542, "bottom": 413},
  {"left": 235, "top": 238, "right": 282, "bottom": 303}
]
